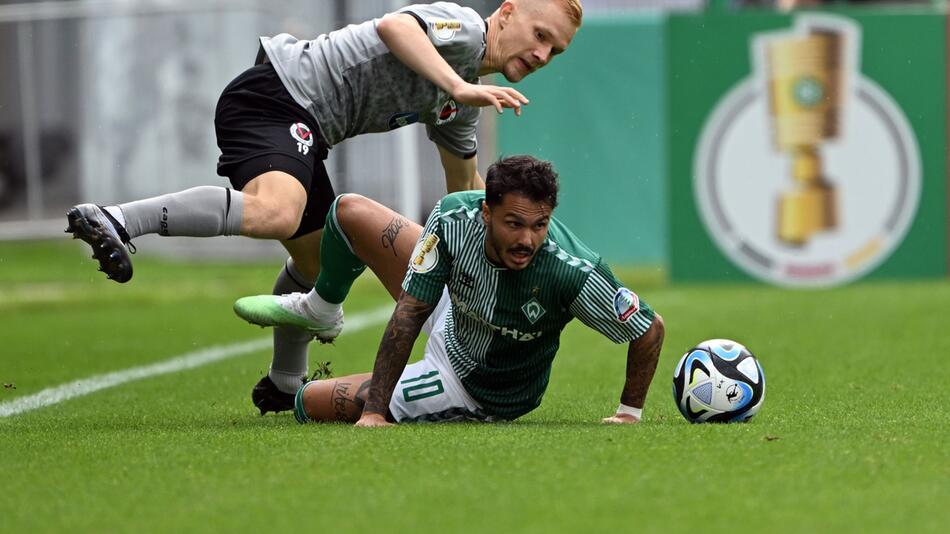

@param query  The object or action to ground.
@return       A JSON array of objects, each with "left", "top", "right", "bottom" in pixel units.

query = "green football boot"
[{"left": 234, "top": 293, "right": 343, "bottom": 342}]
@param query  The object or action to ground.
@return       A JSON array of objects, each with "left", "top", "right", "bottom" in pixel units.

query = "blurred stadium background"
[{"left": 1, "top": 0, "right": 945, "bottom": 283}]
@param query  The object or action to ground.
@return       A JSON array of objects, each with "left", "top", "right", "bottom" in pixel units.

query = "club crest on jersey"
[
  {"left": 435, "top": 99, "right": 459, "bottom": 125},
  {"left": 521, "top": 298, "right": 546, "bottom": 325},
  {"left": 388, "top": 112, "right": 419, "bottom": 130},
  {"left": 613, "top": 287, "right": 640, "bottom": 323},
  {"left": 410, "top": 233, "right": 440, "bottom": 273},
  {"left": 428, "top": 18, "right": 462, "bottom": 41}
]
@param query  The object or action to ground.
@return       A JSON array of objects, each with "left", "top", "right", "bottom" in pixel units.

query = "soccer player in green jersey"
[{"left": 235, "top": 155, "right": 665, "bottom": 425}]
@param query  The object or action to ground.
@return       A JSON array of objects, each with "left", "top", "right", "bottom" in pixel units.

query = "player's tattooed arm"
[
  {"left": 358, "top": 292, "right": 436, "bottom": 425},
  {"left": 619, "top": 314, "right": 666, "bottom": 411}
]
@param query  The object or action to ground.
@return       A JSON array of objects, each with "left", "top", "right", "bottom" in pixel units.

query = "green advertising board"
[
  {"left": 668, "top": 9, "right": 947, "bottom": 287},
  {"left": 497, "top": 14, "right": 667, "bottom": 266}
]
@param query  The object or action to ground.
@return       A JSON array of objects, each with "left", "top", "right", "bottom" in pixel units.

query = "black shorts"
[{"left": 214, "top": 62, "right": 335, "bottom": 239}]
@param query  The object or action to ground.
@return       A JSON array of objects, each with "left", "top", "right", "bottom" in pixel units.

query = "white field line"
[{"left": 0, "top": 304, "right": 393, "bottom": 418}]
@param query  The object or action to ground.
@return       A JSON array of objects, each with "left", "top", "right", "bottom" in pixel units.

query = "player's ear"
[
  {"left": 481, "top": 201, "right": 491, "bottom": 224},
  {"left": 498, "top": 1, "right": 515, "bottom": 26}
]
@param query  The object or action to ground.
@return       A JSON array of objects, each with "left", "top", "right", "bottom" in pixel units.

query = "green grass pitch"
[{"left": 1, "top": 240, "right": 948, "bottom": 532}]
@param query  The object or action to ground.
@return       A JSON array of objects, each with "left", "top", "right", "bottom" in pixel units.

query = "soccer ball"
[{"left": 672, "top": 339, "right": 765, "bottom": 423}]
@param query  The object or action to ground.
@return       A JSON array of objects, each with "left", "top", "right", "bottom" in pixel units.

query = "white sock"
[{"left": 304, "top": 289, "right": 341, "bottom": 318}]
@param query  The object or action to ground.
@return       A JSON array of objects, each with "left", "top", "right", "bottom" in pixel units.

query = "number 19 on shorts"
[{"left": 290, "top": 123, "right": 314, "bottom": 156}]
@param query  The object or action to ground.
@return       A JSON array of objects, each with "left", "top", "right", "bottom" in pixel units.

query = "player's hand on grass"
[
  {"left": 601, "top": 412, "right": 640, "bottom": 425},
  {"left": 355, "top": 412, "right": 393, "bottom": 428},
  {"left": 451, "top": 82, "right": 529, "bottom": 115}
]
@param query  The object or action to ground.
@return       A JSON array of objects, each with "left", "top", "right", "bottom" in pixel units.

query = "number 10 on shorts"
[{"left": 401, "top": 370, "right": 445, "bottom": 402}]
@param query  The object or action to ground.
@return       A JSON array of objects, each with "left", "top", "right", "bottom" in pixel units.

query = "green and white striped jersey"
[{"left": 402, "top": 191, "right": 655, "bottom": 420}]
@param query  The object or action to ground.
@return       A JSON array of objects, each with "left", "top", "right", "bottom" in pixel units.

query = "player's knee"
[
  {"left": 332, "top": 194, "right": 371, "bottom": 232},
  {"left": 254, "top": 195, "right": 305, "bottom": 239}
]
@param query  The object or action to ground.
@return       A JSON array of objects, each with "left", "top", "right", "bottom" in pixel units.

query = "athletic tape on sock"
[{"left": 617, "top": 403, "right": 642, "bottom": 420}]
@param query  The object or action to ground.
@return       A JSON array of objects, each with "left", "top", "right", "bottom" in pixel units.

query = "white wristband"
[{"left": 617, "top": 403, "right": 642, "bottom": 419}]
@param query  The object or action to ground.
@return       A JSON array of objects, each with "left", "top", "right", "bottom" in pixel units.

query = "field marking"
[{"left": 0, "top": 304, "right": 394, "bottom": 418}]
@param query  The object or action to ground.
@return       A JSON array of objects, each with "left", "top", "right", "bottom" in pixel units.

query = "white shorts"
[{"left": 388, "top": 290, "right": 490, "bottom": 423}]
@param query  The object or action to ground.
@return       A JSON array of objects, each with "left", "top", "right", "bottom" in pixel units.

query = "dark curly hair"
[{"left": 484, "top": 155, "right": 559, "bottom": 209}]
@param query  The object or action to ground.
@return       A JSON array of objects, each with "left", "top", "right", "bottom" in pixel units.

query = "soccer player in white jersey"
[
  {"left": 64, "top": 1, "right": 583, "bottom": 413},
  {"left": 237, "top": 155, "right": 665, "bottom": 425}
]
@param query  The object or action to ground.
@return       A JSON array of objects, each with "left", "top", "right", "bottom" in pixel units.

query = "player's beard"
[
  {"left": 484, "top": 222, "right": 505, "bottom": 268},
  {"left": 485, "top": 221, "right": 534, "bottom": 270}
]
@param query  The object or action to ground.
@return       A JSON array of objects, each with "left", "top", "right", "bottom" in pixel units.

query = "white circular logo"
[
  {"left": 290, "top": 122, "right": 314, "bottom": 147},
  {"left": 693, "top": 16, "right": 921, "bottom": 288}
]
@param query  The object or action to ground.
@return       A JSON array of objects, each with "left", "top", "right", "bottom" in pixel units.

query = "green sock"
[{"left": 314, "top": 197, "right": 366, "bottom": 304}]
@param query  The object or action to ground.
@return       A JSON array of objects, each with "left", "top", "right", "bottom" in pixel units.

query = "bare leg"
[
  {"left": 333, "top": 194, "right": 423, "bottom": 299},
  {"left": 238, "top": 171, "right": 308, "bottom": 239},
  {"left": 281, "top": 229, "right": 322, "bottom": 281},
  {"left": 111, "top": 170, "right": 308, "bottom": 240},
  {"left": 298, "top": 372, "right": 375, "bottom": 423}
]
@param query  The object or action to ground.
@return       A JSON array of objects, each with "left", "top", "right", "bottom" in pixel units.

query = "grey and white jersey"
[{"left": 260, "top": 2, "right": 485, "bottom": 158}]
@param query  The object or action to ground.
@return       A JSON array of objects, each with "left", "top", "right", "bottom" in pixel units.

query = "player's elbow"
[
  {"left": 649, "top": 313, "right": 665, "bottom": 341},
  {"left": 642, "top": 313, "right": 665, "bottom": 357},
  {"left": 376, "top": 15, "right": 396, "bottom": 39},
  {"left": 651, "top": 313, "right": 665, "bottom": 332}
]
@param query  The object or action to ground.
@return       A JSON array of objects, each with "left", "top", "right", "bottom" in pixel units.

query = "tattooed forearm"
[
  {"left": 380, "top": 216, "right": 410, "bottom": 256},
  {"left": 363, "top": 292, "right": 435, "bottom": 416},
  {"left": 620, "top": 314, "right": 666, "bottom": 408},
  {"left": 354, "top": 379, "right": 371, "bottom": 411}
]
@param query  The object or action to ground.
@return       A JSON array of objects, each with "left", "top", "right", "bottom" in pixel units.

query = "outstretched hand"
[
  {"left": 451, "top": 82, "right": 529, "bottom": 115},
  {"left": 355, "top": 412, "right": 393, "bottom": 428},
  {"left": 601, "top": 412, "right": 641, "bottom": 425}
]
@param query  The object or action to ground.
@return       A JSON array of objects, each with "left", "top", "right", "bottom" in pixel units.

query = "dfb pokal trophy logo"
[{"left": 694, "top": 15, "right": 921, "bottom": 287}]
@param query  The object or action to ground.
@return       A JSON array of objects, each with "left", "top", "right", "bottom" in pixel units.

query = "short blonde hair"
[
  {"left": 519, "top": 0, "right": 583, "bottom": 27},
  {"left": 561, "top": 0, "right": 583, "bottom": 27}
]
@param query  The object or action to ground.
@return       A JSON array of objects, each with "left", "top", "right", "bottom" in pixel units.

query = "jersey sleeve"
[
  {"left": 568, "top": 261, "right": 655, "bottom": 344},
  {"left": 401, "top": 200, "right": 452, "bottom": 304},
  {"left": 400, "top": 2, "right": 485, "bottom": 53}
]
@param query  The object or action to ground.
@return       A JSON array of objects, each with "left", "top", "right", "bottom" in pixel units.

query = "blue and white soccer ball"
[{"left": 672, "top": 339, "right": 765, "bottom": 423}]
